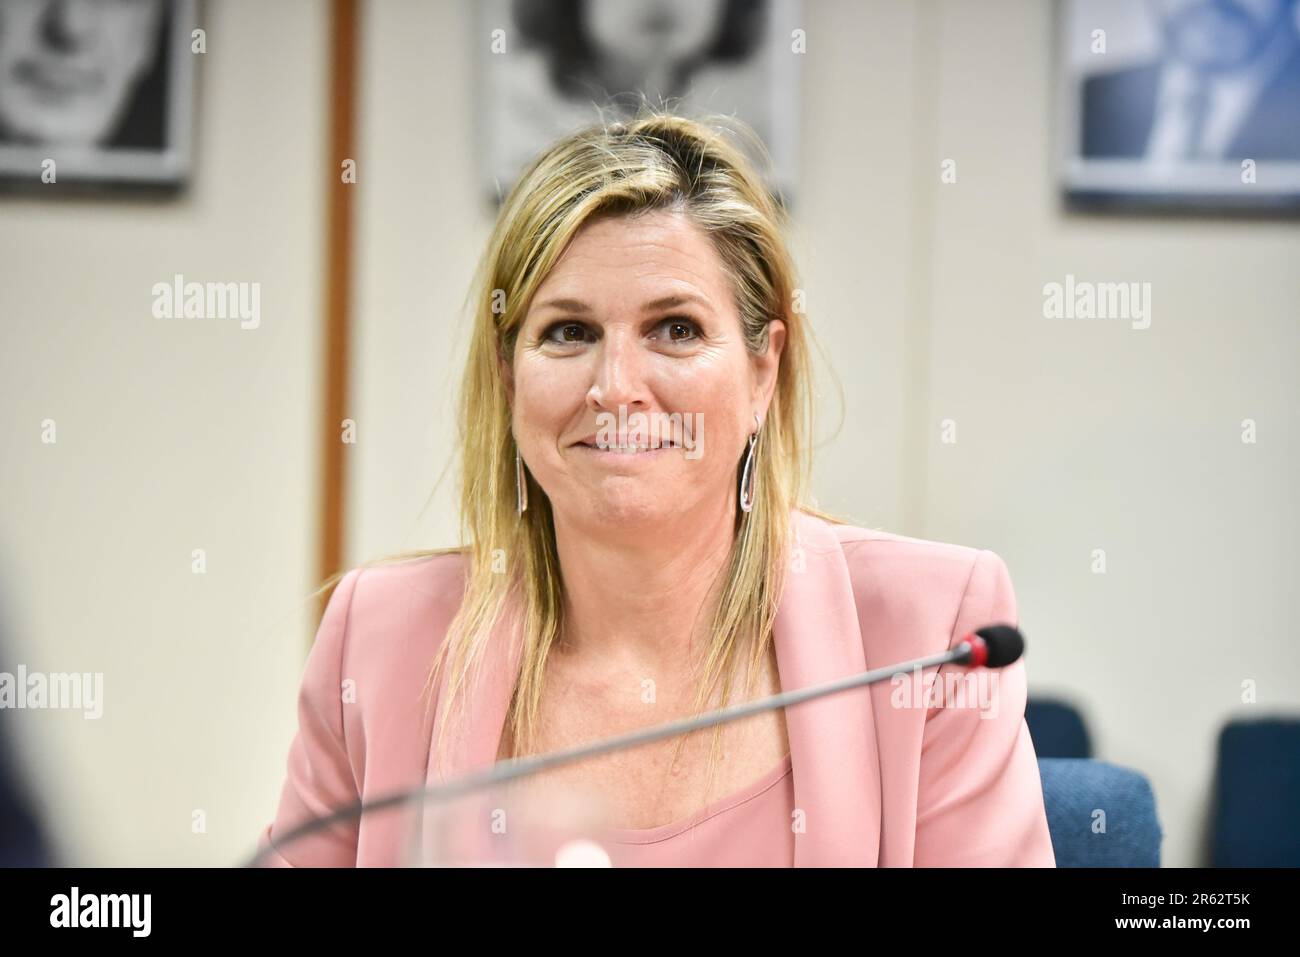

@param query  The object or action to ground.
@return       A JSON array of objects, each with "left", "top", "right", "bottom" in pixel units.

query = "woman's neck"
[{"left": 549, "top": 503, "right": 736, "bottom": 678}]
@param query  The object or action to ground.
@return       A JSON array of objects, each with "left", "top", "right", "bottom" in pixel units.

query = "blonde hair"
[{"left": 322, "top": 108, "right": 847, "bottom": 807}]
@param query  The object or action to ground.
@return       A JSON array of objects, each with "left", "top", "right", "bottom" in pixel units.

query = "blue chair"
[
  {"left": 1026, "top": 698, "right": 1093, "bottom": 758},
  {"left": 1212, "top": 718, "right": 1300, "bottom": 867},
  {"left": 1038, "top": 758, "right": 1162, "bottom": 867}
]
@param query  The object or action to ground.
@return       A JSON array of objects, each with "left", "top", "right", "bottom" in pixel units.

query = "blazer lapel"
[
  {"left": 411, "top": 591, "right": 523, "bottom": 864},
  {"left": 774, "top": 510, "right": 882, "bottom": 866},
  {"left": 425, "top": 591, "right": 523, "bottom": 787}
]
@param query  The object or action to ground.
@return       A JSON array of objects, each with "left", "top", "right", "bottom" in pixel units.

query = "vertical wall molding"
[{"left": 317, "top": 0, "right": 359, "bottom": 628}]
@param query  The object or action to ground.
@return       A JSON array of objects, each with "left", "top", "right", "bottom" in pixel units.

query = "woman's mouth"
[{"left": 575, "top": 440, "right": 680, "bottom": 454}]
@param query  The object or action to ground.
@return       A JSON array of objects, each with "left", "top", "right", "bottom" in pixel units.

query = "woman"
[{"left": 258, "top": 111, "right": 1055, "bottom": 867}]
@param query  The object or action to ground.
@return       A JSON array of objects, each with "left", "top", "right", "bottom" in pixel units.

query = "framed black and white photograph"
[
  {"left": 1059, "top": 0, "right": 1300, "bottom": 211},
  {"left": 476, "top": 0, "right": 801, "bottom": 206},
  {"left": 0, "top": 0, "right": 197, "bottom": 190}
]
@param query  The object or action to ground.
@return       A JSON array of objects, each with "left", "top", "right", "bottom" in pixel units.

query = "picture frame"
[
  {"left": 1058, "top": 0, "right": 1300, "bottom": 213},
  {"left": 0, "top": 0, "right": 198, "bottom": 191},
  {"left": 475, "top": 0, "right": 802, "bottom": 208}
]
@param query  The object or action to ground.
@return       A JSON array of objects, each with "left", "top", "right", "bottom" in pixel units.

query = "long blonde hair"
[{"left": 324, "top": 108, "right": 846, "bottom": 803}]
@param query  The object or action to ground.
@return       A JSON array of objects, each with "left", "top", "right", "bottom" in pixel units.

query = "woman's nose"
[
  {"left": 42, "top": 0, "right": 99, "bottom": 51},
  {"left": 586, "top": 335, "right": 651, "bottom": 412}
]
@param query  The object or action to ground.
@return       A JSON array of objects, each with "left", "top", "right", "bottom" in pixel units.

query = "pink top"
[
  {"left": 600, "top": 753, "right": 795, "bottom": 867},
  {"left": 256, "top": 509, "right": 1056, "bottom": 867}
]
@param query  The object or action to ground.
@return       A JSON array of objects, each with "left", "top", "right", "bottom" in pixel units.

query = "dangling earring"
[
  {"left": 515, "top": 444, "right": 528, "bottom": 516},
  {"left": 739, "top": 413, "right": 760, "bottom": 514}
]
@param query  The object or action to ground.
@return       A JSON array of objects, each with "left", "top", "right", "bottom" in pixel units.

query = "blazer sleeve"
[
  {"left": 912, "top": 550, "right": 1056, "bottom": 867},
  {"left": 256, "top": 568, "right": 363, "bottom": 867}
]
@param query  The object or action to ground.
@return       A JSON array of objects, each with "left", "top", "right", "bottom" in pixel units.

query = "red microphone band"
[{"left": 962, "top": 633, "right": 988, "bottom": 668}]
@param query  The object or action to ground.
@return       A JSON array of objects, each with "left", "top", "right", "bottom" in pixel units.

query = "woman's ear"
[{"left": 752, "top": 319, "right": 786, "bottom": 414}]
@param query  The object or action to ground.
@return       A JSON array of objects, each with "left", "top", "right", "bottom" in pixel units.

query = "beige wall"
[
  {"left": 1, "top": 0, "right": 1294, "bottom": 867},
  {"left": 0, "top": 0, "right": 328, "bottom": 864}
]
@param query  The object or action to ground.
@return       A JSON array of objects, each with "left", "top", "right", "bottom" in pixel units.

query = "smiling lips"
[
  {"left": 575, "top": 439, "right": 681, "bottom": 453},
  {"left": 16, "top": 59, "right": 104, "bottom": 97}
]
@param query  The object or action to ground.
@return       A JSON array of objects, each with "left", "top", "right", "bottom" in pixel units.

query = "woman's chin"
[
  {"left": 592, "top": 498, "right": 665, "bottom": 528},
  {"left": 562, "top": 490, "right": 683, "bottom": 531}
]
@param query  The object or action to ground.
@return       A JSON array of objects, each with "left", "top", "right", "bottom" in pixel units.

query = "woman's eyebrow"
[
  {"left": 532, "top": 297, "right": 592, "bottom": 315},
  {"left": 640, "top": 293, "right": 710, "bottom": 313},
  {"left": 531, "top": 293, "right": 711, "bottom": 315}
]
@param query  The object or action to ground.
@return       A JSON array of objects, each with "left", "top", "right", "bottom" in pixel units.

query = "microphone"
[
  {"left": 961, "top": 624, "right": 1024, "bottom": 668},
  {"left": 248, "top": 623, "right": 1025, "bottom": 867}
]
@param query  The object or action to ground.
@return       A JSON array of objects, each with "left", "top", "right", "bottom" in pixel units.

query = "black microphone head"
[{"left": 974, "top": 625, "right": 1024, "bottom": 667}]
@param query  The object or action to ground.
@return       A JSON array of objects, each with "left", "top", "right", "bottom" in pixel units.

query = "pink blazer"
[{"left": 258, "top": 509, "right": 1056, "bottom": 867}]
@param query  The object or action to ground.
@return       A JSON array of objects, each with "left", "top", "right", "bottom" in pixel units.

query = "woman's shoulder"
[
  {"left": 797, "top": 508, "right": 1004, "bottom": 579},
  {"left": 345, "top": 549, "right": 469, "bottom": 604},
  {"left": 360, "top": 545, "right": 467, "bottom": 606},
  {"left": 326, "top": 550, "right": 470, "bottom": 658},
  {"left": 794, "top": 509, "right": 1018, "bottom": 651},
  {"left": 832, "top": 520, "right": 1000, "bottom": 581}
]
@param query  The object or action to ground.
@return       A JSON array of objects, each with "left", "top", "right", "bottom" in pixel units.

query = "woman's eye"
[
  {"left": 540, "top": 318, "right": 699, "bottom": 347},
  {"left": 658, "top": 318, "right": 700, "bottom": 343},
  {"left": 544, "top": 322, "right": 590, "bottom": 344}
]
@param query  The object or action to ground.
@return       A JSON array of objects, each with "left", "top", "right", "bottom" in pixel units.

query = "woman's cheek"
[{"left": 516, "top": 358, "right": 576, "bottom": 422}]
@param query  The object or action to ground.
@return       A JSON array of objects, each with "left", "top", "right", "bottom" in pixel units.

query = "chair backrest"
[
  {"left": 1212, "top": 718, "right": 1300, "bottom": 867},
  {"left": 1026, "top": 698, "right": 1093, "bottom": 758},
  {"left": 1038, "top": 758, "right": 1162, "bottom": 867}
]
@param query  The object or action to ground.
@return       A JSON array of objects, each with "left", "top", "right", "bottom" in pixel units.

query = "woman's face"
[
  {"left": 582, "top": 0, "right": 725, "bottom": 67},
  {"left": 0, "top": 0, "right": 165, "bottom": 145},
  {"left": 506, "top": 208, "right": 785, "bottom": 534}
]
